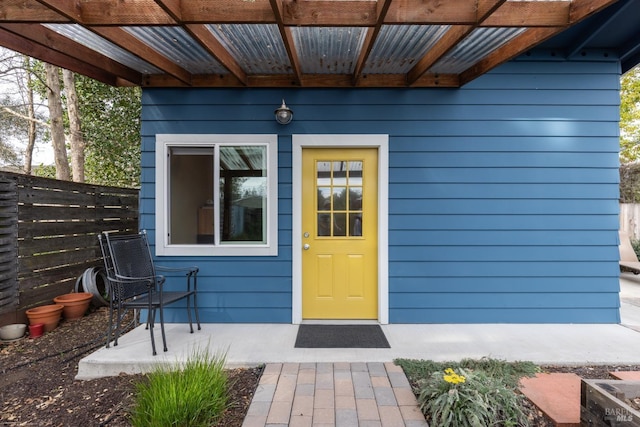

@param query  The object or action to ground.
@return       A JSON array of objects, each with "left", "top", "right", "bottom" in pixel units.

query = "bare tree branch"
[{"left": 1, "top": 106, "right": 49, "bottom": 128}]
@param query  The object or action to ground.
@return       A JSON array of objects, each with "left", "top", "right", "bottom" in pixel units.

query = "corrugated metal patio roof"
[{"left": 0, "top": 0, "right": 638, "bottom": 88}]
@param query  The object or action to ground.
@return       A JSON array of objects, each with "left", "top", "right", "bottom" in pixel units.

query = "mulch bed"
[
  {"left": 0, "top": 306, "right": 262, "bottom": 426},
  {"left": 3, "top": 306, "right": 640, "bottom": 426}
]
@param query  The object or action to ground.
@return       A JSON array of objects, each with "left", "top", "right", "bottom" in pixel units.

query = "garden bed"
[
  {"left": 0, "top": 307, "right": 261, "bottom": 426},
  {"left": 3, "top": 308, "right": 640, "bottom": 426}
]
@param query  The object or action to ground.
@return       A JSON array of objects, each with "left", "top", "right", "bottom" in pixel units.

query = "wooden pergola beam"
[
  {"left": 185, "top": 24, "right": 248, "bottom": 86},
  {"left": 5, "top": 0, "right": 604, "bottom": 27},
  {"left": 0, "top": 26, "right": 121, "bottom": 86},
  {"left": 270, "top": 0, "right": 302, "bottom": 86},
  {"left": 92, "top": 27, "right": 192, "bottom": 85},
  {"left": 0, "top": 0, "right": 624, "bottom": 88},
  {"left": 353, "top": 0, "right": 394, "bottom": 85}
]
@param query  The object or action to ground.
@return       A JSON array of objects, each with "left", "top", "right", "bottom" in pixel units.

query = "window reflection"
[
  {"left": 220, "top": 146, "right": 267, "bottom": 243},
  {"left": 318, "top": 213, "right": 331, "bottom": 236}
]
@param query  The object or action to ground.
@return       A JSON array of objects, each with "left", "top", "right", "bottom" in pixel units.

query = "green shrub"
[
  {"left": 632, "top": 238, "right": 640, "bottom": 259},
  {"left": 130, "top": 349, "right": 228, "bottom": 427},
  {"left": 396, "top": 357, "right": 539, "bottom": 389},
  {"left": 396, "top": 358, "right": 539, "bottom": 427},
  {"left": 417, "top": 367, "right": 530, "bottom": 427}
]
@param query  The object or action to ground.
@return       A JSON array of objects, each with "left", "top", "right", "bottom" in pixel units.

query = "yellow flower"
[{"left": 443, "top": 368, "right": 466, "bottom": 384}]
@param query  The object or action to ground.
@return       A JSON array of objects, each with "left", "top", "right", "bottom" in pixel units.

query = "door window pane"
[
  {"left": 317, "top": 187, "right": 331, "bottom": 210},
  {"left": 349, "top": 187, "right": 362, "bottom": 210},
  {"left": 318, "top": 213, "right": 331, "bottom": 236},
  {"left": 333, "top": 213, "right": 347, "bottom": 236},
  {"left": 332, "top": 187, "right": 346, "bottom": 210},
  {"left": 315, "top": 159, "right": 364, "bottom": 238},
  {"left": 350, "top": 213, "right": 362, "bottom": 236}
]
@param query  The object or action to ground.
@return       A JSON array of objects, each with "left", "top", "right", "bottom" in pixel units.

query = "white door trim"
[{"left": 292, "top": 135, "right": 389, "bottom": 324}]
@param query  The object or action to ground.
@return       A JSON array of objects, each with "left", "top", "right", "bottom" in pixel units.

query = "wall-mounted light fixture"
[{"left": 274, "top": 99, "right": 293, "bottom": 125}]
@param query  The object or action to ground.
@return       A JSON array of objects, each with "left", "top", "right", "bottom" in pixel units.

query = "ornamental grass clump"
[{"left": 129, "top": 348, "right": 228, "bottom": 427}]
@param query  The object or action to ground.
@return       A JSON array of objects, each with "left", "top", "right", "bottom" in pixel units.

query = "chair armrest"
[
  {"left": 156, "top": 265, "right": 199, "bottom": 275},
  {"left": 155, "top": 266, "right": 198, "bottom": 292},
  {"left": 112, "top": 273, "right": 165, "bottom": 289}
]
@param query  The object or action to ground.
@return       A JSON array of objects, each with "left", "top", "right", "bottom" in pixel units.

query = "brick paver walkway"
[{"left": 242, "top": 362, "right": 428, "bottom": 427}]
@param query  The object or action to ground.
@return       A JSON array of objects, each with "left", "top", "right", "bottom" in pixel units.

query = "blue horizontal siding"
[
  {"left": 389, "top": 230, "right": 618, "bottom": 245},
  {"left": 390, "top": 292, "right": 620, "bottom": 308},
  {"left": 390, "top": 199, "right": 619, "bottom": 215},
  {"left": 140, "top": 58, "right": 621, "bottom": 324},
  {"left": 391, "top": 167, "right": 619, "bottom": 183},
  {"left": 162, "top": 308, "right": 292, "bottom": 323},
  {"left": 391, "top": 152, "right": 620, "bottom": 167},
  {"left": 390, "top": 183, "right": 617, "bottom": 198},
  {"left": 390, "top": 215, "right": 620, "bottom": 229},
  {"left": 392, "top": 136, "right": 619, "bottom": 153},
  {"left": 390, "top": 262, "right": 618, "bottom": 277},
  {"left": 143, "top": 104, "right": 620, "bottom": 122},
  {"left": 389, "top": 309, "right": 619, "bottom": 323},
  {"left": 142, "top": 120, "right": 619, "bottom": 137},
  {"left": 390, "top": 246, "right": 618, "bottom": 261},
  {"left": 392, "top": 277, "right": 620, "bottom": 293}
]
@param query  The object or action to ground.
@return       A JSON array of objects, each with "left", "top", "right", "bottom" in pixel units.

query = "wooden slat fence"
[{"left": 0, "top": 171, "right": 138, "bottom": 326}]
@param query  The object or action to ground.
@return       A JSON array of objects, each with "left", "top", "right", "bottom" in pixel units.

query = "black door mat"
[{"left": 294, "top": 324, "right": 390, "bottom": 348}]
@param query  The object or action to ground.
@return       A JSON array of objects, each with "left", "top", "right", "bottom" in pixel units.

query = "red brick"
[
  {"left": 610, "top": 371, "right": 640, "bottom": 380},
  {"left": 519, "top": 373, "right": 581, "bottom": 427}
]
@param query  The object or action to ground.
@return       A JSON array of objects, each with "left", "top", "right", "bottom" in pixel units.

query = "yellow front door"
[{"left": 302, "top": 148, "right": 378, "bottom": 319}]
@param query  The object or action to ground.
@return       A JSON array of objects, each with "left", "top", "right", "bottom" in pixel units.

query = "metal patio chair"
[{"left": 98, "top": 230, "right": 201, "bottom": 355}]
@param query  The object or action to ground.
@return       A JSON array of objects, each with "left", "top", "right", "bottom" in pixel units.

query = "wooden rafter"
[
  {"left": 270, "top": 0, "right": 302, "bottom": 86},
  {"left": 184, "top": 24, "right": 248, "bottom": 86},
  {"left": 92, "top": 27, "right": 192, "bottom": 85},
  {"left": 0, "top": 0, "right": 622, "bottom": 88},
  {"left": 406, "top": 0, "right": 505, "bottom": 85},
  {"left": 352, "top": 0, "right": 393, "bottom": 85},
  {"left": 0, "top": 23, "right": 142, "bottom": 85},
  {"left": 459, "top": 27, "right": 563, "bottom": 85},
  {"left": 0, "top": 26, "right": 123, "bottom": 85}
]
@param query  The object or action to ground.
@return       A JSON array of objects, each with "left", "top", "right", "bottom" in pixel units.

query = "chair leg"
[
  {"left": 158, "top": 304, "right": 168, "bottom": 353},
  {"left": 113, "top": 305, "right": 123, "bottom": 347},
  {"left": 148, "top": 308, "right": 157, "bottom": 356},
  {"left": 186, "top": 293, "right": 194, "bottom": 334},
  {"left": 193, "top": 292, "right": 201, "bottom": 331},
  {"left": 106, "top": 302, "right": 115, "bottom": 349}
]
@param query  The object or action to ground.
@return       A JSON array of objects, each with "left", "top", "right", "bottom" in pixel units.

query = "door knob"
[{"left": 303, "top": 244, "right": 310, "bottom": 250}]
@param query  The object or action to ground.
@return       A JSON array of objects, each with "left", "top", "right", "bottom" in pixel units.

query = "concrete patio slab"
[{"left": 76, "top": 274, "right": 640, "bottom": 380}]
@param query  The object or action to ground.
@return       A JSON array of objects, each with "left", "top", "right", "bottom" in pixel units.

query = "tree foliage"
[
  {"left": 620, "top": 163, "right": 640, "bottom": 202},
  {"left": 25, "top": 57, "right": 141, "bottom": 187},
  {"left": 74, "top": 75, "right": 141, "bottom": 187},
  {"left": 621, "top": 65, "right": 640, "bottom": 163}
]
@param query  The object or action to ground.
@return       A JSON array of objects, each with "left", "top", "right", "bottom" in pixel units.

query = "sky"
[{"left": 1, "top": 47, "right": 55, "bottom": 167}]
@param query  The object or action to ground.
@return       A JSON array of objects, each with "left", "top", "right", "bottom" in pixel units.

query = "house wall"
[{"left": 140, "top": 58, "right": 621, "bottom": 324}]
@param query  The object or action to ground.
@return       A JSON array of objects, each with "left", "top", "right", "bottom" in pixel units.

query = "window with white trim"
[{"left": 156, "top": 134, "right": 278, "bottom": 256}]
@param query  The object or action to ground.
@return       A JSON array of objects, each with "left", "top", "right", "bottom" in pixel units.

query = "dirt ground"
[
  {"left": 0, "top": 306, "right": 261, "bottom": 427},
  {"left": 2, "top": 306, "right": 640, "bottom": 426}
]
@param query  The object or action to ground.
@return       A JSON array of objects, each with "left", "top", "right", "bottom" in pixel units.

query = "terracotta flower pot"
[
  {"left": 25, "top": 304, "right": 64, "bottom": 332},
  {"left": 53, "top": 292, "right": 93, "bottom": 320}
]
